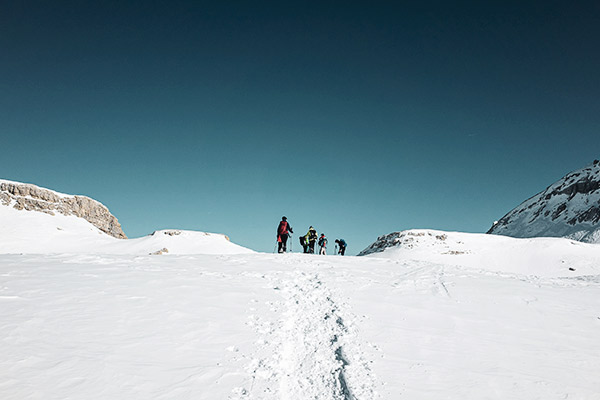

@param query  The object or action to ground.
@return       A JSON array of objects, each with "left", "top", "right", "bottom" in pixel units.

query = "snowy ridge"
[
  {"left": 487, "top": 160, "right": 600, "bottom": 242},
  {"left": 359, "top": 229, "right": 600, "bottom": 277},
  {"left": 1, "top": 179, "right": 126, "bottom": 238},
  {"left": 0, "top": 194, "right": 252, "bottom": 255},
  {"left": 103, "top": 229, "right": 254, "bottom": 255},
  {"left": 0, "top": 179, "right": 73, "bottom": 199}
]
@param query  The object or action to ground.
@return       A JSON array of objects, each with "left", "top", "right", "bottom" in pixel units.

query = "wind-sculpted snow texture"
[
  {"left": 487, "top": 160, "right": 600, "bottom": 243},
  {"left": 2, "top": 245, "right": 600, "bottom": 399}
]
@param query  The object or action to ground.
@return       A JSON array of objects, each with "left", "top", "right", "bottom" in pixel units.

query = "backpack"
[
  {"left": 278, "top": 221, "right": 289, "bottom": 235},
  {"left": 300, "top": 236, "right": 306, "bottom": 246}
]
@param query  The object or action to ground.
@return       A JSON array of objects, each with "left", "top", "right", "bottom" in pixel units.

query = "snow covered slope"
[
  {"left": 358, "top": 229, "right": 600, "bottom": 277},
  {"left": 0, "top": 183, "right": 252, "bottom": 255},
  {"left": 487, "top": 160, "right": 600, "bottom": 243},
  {"left": 100, "top": 229, "right": 254, "bottom": 255},
  {"left": 2, "top": 180, "right": 599, "bottom": 399},
  {"left": 1, "top": 179, "right": 126, "bottom": 239},
  {"left": 1, "top": 250, "right": 599, "bottom": 399}
]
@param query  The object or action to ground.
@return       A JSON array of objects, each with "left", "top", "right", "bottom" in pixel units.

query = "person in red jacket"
[{"left": 277, "top": 216, "right": 293, "bottom": 253}]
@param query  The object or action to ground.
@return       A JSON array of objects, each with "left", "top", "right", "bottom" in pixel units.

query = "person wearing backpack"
[
  {"left": 277, "top": 216, "right": 293, "bottom": 253},
  {"left": 335, "top": 239, "right": 347, "bottom": 255},
  {"left": 299, "top": 235, "right": 308, "bottom": 253},
  {"left": 318, "top": 233, "right": 328, "bottom": 255},
  {"left": 304, "top": 226, "right": 318, "bottom": 254}
]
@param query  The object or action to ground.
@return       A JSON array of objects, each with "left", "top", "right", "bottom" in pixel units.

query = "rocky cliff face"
[
  {"left": 487, "top": 160, "right": 600, "bottom": 243},
  {"left": 0, "top": 181, "right": 127, "bottom": 239}
]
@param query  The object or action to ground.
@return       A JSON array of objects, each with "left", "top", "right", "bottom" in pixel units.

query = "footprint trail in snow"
[{"left": 239, "top": 266, "right": 378, "bottom": 400}]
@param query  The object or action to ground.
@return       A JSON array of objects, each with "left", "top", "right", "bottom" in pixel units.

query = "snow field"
[
  {"left": 343, "top": 258, "right": 600, "bottom": 399},
  {"left": 2, "top": 250, "right": 599, "bottom": 399},
  {"left": 3, "top": 179, "right": 600, "bottom": 398},
  {"left": 1, "top": 254, "right": 259, "bottom": 400}
]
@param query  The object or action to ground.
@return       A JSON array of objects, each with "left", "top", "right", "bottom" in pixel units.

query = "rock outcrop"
[
  {"left": 0, "top": 181, "right": 127, "bottom": 239},
  {"left": 358, "top": 230, "right": 448, "bottom": 256},
  {"left": 487, "top": 160, "right": 600, "bottom": 243}
]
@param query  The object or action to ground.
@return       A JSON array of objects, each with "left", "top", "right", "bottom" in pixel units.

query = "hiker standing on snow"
[
  {"left": 277, "top": 216, "right": 293, "bottom": 253},
  {"left": 335, "top": 239, "right": 347, "bottom": 256},
  {"left": 303, "top": 226, "right": 318, "bottom": 253},
  {"left": 318, "top": 233, "right": 328, "bottom": 255},
  {"left": 300, "top": 233, "right": 308, "bottom": 253}
]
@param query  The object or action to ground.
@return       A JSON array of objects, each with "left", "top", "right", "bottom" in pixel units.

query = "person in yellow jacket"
[{"left": 301, "top": 226, "right": 318, "bottom": 253}]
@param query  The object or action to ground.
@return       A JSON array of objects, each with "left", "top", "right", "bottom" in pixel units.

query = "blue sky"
[{"left": 2, "top": 1, "right": 600, "bottom": 253}]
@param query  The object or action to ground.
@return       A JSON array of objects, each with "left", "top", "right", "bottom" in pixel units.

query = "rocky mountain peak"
[
  {"left": 0, "top": 180, "right": 127, "bottom": 239},
  {"left": 487, "top": 160, "right": 600, "bottom": 243}
]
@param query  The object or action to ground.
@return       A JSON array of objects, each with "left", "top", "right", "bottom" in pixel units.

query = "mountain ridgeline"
[
  {"left": 0, "top": 180, "right": 127, "bottom": 239},
  {"left": 0, "top": 179, "right": 254, "bottom": 255},
  {"left": 487, "top": 160, "right": 600, "bottom": 243}
]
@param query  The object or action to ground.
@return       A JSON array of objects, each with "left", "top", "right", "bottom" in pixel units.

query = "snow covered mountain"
[
  {"left": 487, "top": 160, "right": 600, "bottom": 242},
  {"left": 0, "top": 179, "right": 252, "bottom": 255},
  {"left": 2, "top": 179, "right": 599, "bottom": 399},
  {"left": 1, "top": 179, "right": 126, "bottom": 239}
]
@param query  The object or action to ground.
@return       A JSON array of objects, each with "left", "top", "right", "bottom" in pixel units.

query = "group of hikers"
[{"left": 276, "top": 216, "right": 347, "bottom": 255}]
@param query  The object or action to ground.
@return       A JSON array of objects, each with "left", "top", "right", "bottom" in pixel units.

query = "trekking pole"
[
  {"left": 335, "top": 245, "right": 338, "bottom": 255},
  {"left": 289, "top": 234, "right": 293, "bottom": 253},
  {"left": 274, "top": 242, "right": 277, "bottom": 254}
]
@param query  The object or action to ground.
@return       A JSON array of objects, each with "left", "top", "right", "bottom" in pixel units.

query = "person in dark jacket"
[
  {"left": 318, "top": 233, "right": 328, "bottom": 255},
  {"left": 335, "top": 239, "right": 347, "bottom": 255},
  {"left": 277, "top": 216, "right": 293, "bottom": 253}
]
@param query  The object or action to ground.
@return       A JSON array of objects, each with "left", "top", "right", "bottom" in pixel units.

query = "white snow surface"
[
  {"left": 0, "top": 204, "right": 253, "bottom": 255},
  {"left": 1, "top": 224, "right": 600, "bottom": 399},
  {"left": 359, "top": 229, "right": 600, "bottom": 277}
]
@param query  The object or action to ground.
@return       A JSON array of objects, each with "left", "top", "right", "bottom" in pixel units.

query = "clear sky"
[{"left": 2, "top": 1, "right": 600, "bottom": 254}]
